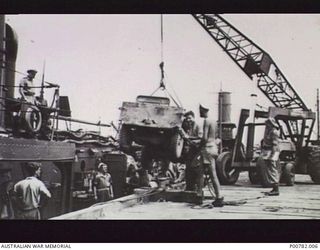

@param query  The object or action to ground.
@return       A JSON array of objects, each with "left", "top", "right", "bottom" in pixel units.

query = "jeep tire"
[{"left": 169, "top": 132, "right": 184, "bottom": 162}]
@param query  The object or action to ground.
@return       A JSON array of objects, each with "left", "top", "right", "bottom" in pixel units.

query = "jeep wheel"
[
  {"left": 281, "top": 162, "right": 295, "bottom": 186},
  {"left": 119, "top": 125, "right": 132, "bottom": 153},
  {"left": 169, "top": 132, "right": 184, "bottom": 162},
  {"left": 216, "top": 151, "right": 240, "bottom": 185}
]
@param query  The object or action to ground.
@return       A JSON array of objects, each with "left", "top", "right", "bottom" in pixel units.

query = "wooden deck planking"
[{"left": 53, "top": 174, "right": 320, "bottom": 219}]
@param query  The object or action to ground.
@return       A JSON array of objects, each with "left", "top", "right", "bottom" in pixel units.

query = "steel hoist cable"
[
  {"left": 150, "top": 15, "right": 183, "bottom": 108},
  {"left": 151, "top": 15, "right": 165, "bottom": 96},
  {"left": 160, "top": 14, "right": 164, "bottom": 65}
]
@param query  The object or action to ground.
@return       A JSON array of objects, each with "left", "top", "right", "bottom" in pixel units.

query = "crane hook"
[{"left": 159, "top": 61, "right": 165, "bottom": 89}]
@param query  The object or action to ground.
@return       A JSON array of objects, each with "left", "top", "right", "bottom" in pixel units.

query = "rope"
[
  {"left": 190, "top": 195, "right": 267, "bottom": 209},
  {"left": 164, "top": 72, "right": 183, "bottom": 108},
  {"left": 150, "top": 67, "right": 182, "bottom": 108},
  {"left": 0, "top": 62, "right": 28, "bottom": 77},
  {"left": 169, "top": 86, "right": 183, "bottom": 108},
  {"left": 150, "top": 62, "right": 165, "bottom": 95},
  {"left": 0, "top": 96, "right": 68, "bottom": 112},
  {"left": 150, "top": 86, "right": 162, "bottom": 96},
  {"left": 164, "top": 88, "right": 181, "bottom": 108},
  {"left": 149, "top": 15, "right": 183, "bottom": 108},
  {"left": 0, "top": 84, "right": 56, "bottom": 89},
  {"left": 160, "top": 14, "right": 164, "bottom": 63},
  {"left": 151, "top": 16, "right": 166, "bottom": 94},
  {"left": 0, "top": 64, "right": 59, "bottom": 87},
  {"left": 159, "top": 61, "right": 165, "bottom": 89}
]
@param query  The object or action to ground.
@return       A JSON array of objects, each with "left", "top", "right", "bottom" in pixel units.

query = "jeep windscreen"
[{"left": 136, "top": 95, "right": 170, "bottom": 106}]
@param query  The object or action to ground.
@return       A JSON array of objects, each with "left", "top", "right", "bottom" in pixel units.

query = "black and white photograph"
[{"left": 0, "top": 13, "right": 320, "bottom": 226}]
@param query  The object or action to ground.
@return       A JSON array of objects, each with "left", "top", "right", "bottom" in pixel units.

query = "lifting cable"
[
  {"left": 164, "top": 71, "right": 183, "bottom": 107},
  {"left": 160, "top": 14, "right": 164, "bottom": 67},
  {"left": 150, "top": 15, "right": 183, "bottom": 108}
]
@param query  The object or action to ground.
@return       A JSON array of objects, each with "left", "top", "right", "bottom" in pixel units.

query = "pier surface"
[{"left": 53, "top": 173, "right": 320, "bottom": 220}]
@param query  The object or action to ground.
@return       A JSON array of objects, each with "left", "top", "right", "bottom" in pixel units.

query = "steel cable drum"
[{"left": 20, "top": 103, "right": 42, "bottom": 134}]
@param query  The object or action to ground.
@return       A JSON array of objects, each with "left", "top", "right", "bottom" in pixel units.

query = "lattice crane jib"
[{"left": 193, "top": 14, "right": 308, "bottom": 111}]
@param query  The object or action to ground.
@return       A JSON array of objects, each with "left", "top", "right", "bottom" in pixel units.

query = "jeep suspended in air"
[{"left": 118, "top": 95, "right": 185, "bottom": 169}]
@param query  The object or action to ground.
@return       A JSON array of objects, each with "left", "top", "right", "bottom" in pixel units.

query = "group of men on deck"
[
  {"left": 180, "top": 105, "right": 224, "bottom": 207},
  {"left": 179, "top": 104, "right": 281, "bottom": 207}
]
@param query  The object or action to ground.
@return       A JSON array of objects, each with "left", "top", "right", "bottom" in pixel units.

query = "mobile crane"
[{"left": 193, "top": 14, "right": 320, "bottom": 185}]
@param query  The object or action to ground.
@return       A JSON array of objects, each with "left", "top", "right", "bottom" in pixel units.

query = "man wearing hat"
[
  {"left": 19, "top": 69, "right": 37, "bottom": 103},
  {"left": 13, "top": 162, "right": 51, "bottom": 219},
  {"left": 93, "top": 163, "right": 114, "bottom": 202},
  {"left": 260, "top": 117, "right": 281, "bottom": 196},
  {"left": 197, "top": 104, "right": 224, "bottom": 207}
]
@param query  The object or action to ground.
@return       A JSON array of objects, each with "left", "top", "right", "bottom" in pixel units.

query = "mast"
[{"left": 40, "top": 61, "right": 45, "bottom": 103}]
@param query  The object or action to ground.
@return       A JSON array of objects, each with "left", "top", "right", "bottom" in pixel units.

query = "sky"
[{"left": 5, "top": 14, "right": 320, "bottom": 138}]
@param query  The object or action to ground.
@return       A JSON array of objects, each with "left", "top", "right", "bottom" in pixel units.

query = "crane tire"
[
  {"left": 216, "top": 151, "right": 240, "bottom": 185},
  {"left": 309, "top": 161, "right": 320, "bottom": 184}
]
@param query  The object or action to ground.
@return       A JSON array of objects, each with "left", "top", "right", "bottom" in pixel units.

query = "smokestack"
[
  {"left": 5, "top": 24, "right": 18, "bottom": 100},
  {"left": 4, "top": 23, "right": 18, "bottom": 129},
  {"left": 217, "top": 91, "right": 236, "bottom": 140},
  {"left": 218, "top": 91, "right": 232, "bottom": 123}
]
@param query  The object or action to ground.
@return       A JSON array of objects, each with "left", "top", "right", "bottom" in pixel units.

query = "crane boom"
[{"left": 193, "top": 14, "right": 309, "bottom": 111}]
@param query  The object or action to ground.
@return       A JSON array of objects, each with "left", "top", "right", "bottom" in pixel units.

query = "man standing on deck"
[
  {"left": 13, "top": 162, "right": 51, "bottom": 220},
  {"left": 19, "top": 69, "right": 37, "bottom": 104},
  {"left": 93, "top": 163, "right": 114, "bottom": 202},
  {"left": 180, "top": 110, "right": 201, "bottom": 190},
  {"left": 260, "top": 117, "right": 281, "bottom": 196},
  {"left": 197, "top": 104, "right": 224, "bottom": 207}
]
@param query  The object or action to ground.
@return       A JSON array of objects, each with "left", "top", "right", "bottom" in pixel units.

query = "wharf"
[{"left": 53, "top": 173, "right": 320, "bottom": 220}]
